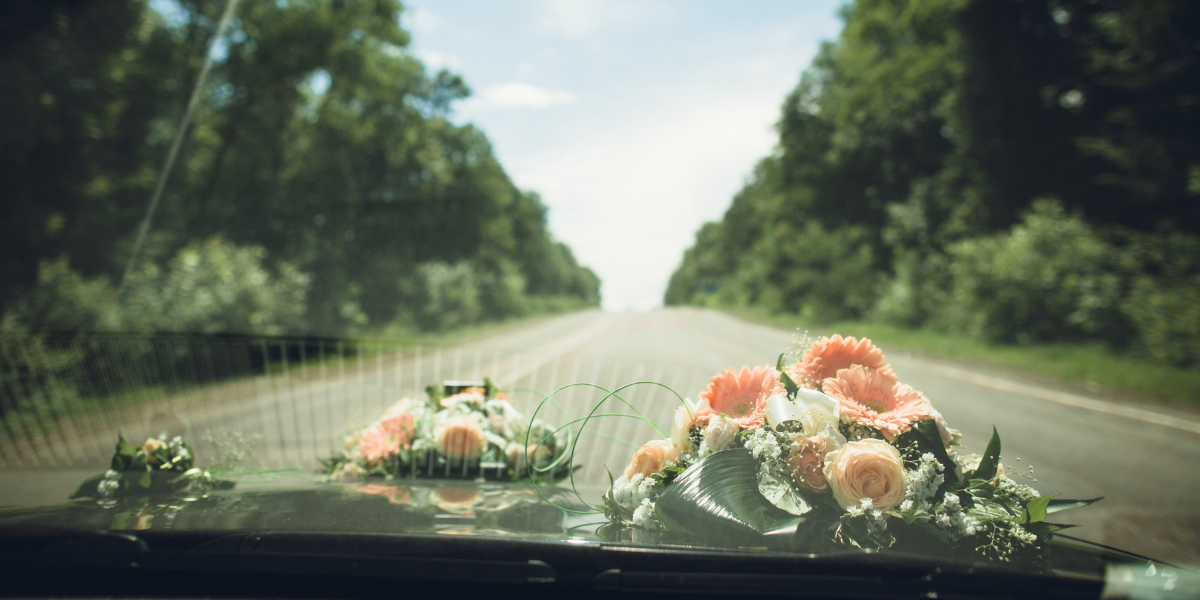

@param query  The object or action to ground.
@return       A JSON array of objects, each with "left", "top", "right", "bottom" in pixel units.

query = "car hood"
[{"left": 0, "top": 479, "right": 605, "bottom": 540}]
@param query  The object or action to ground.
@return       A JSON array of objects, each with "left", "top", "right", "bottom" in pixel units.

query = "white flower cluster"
[
  {"left": 97, "top": 469, "right": 121, "bottom": 500},
  {"left": 744, "top": 427, "right": 788, "bottom": 464},
  {"left": 846, "top": 497, "right": 889, "bottom": 534},
  {"left": 934, "top": 492, "right": 979, "bottom": 539},
  {"left": 168, "top": 436, "right": 189, "bottom": 461},
  {"left": 632, "top": 498, "right": 659, "bottom": 530},
  {"left": 900, "top": 453, "right": 944, "bottom": 513},
  {"left": 978, "top": 521, "right": 1039, "bottom": 562},
  {"left": 611, "top": 473, "right": 658, "bottom": 510},
  {"left": 995, "top": 475, "right": 1040, "bottom": 502}
]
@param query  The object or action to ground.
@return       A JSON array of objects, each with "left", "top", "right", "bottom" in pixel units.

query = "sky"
[{"left": 402, "top": 0, "right": 847, "bottom": 311}]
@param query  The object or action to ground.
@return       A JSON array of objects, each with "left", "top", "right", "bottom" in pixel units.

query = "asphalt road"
[{"left": 2, "top": 308, "right": 1198, "bottom": 564}]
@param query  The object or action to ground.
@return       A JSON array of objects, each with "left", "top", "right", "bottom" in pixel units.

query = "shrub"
[
  {"left": 122, "top": 237, "right": 311, "bottom": 335},
  {"left": 945, "top": 199, "right": 1126, "bottom": 344},
  {"left": 412, "top": 261, "right": 482, "bottom": 331},
  {"left": 1119, "top": 231, "right": 1200, "bottom": 366}
]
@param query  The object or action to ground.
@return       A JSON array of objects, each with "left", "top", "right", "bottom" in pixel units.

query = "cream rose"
[
  {"left": 436, "top": 417, "right": 487, "bottom": 460},
  {"left": 822, "top": 439, "right": 906, "bottom": 511},
  {"left": 142, "top": 438, "right": 166, "bottom": 466},
  {"left": 702, "top": 415, "right": 740, "bottom": 454},
  {"left": 624, "top": 439, "right": 679, "bottom": 479}
]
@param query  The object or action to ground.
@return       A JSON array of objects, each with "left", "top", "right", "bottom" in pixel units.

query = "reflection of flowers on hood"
[
  {"left": 697, "top": 365, "right": 781, "bottom": 429},
  {"left": 357, "top": 484, "right": 411, "bottom": 505},
  {"left": 823, "top": 365, "right": 930, "bottom": 441},
  {"left": 435, "top": 486, "right": 482, "bottom": 513},
  {"left": 788, "top": 335, "right": 895, "bottom": 388},
  {"left": 435, "top": 415, "right": 487, "bottom": 460}
]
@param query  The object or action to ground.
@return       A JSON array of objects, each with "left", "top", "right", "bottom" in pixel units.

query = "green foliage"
[
  {"left": 122, "top": 237, "right": 311, "bottom": 335},
  {"left": 1, "top": 257, "right": 120, "bottom": 333},
  {"left": 412, "top": 261, "right": 482, "bottom": 332},
  {"left": 945, "top": 200, "right": 1126, "bottom": 344},
  {"left": 1119, "top": 232, "right": 1200, "bottom": 366},
  {"left": 0, "top": 0, "right": 599, "bottom": 338},
  {"left": 665, "top": 0, "right": 1200, "bottom": 370}
]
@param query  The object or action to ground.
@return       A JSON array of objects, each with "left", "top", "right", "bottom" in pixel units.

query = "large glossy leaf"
[
  {"left": 655, "top": 449, "right": 802, "bottom": 544},
  {"left": 1046, "top": 497, "right": 1103, "bottom": 513},
  {"left": 968, "top": 427, "right": 1001, "bottom": 481}
]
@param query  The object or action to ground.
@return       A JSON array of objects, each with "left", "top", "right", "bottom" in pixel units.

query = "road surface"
[{"left": 1, "top": 308, "right": 1197, "bottom": 563}]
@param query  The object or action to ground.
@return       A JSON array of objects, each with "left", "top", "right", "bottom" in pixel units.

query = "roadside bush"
[
  {"left": 945, "top": 199, "right": 1127, "bottom": 344},
  {"left": 122, "top": 237, "right": 311, "bottom": 335},
  {"left": 412, "top": 261, "right": 482, "bottom": 331},
  {"left": 1119, "top": 231, "right": 1200, "bottom": 366},
  {"left": 1, "top": 257, "right": 120, "bottom": 332},
  {"left": 476, "top": 259, "right": 528, "bottom": 321},
  {"left": 730, "top": 222, "right": 880, "bottom": 322}
]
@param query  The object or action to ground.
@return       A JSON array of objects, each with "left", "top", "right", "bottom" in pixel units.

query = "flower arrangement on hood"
[
  {"left": 590, "top": 335, "right": 1101, "bottom": 564},
  {"left": 323, "top": 379, "right": 571, "bottom": 481},
  {"left": 68, "top": 434, "right": 226, "bottom": 502}
]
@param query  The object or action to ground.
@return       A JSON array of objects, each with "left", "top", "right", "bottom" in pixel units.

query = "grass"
[{"left": 724, "top": 307, "right": 1200, "bottom": 407}]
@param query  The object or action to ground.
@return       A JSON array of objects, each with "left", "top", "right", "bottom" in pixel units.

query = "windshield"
[{"left": 2, "top": 0, "right": 1199, "bottom": 594}]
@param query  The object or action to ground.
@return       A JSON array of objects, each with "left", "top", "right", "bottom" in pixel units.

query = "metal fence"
[{"left": 0, "top": 333, "right": 714, "bottom": 488}]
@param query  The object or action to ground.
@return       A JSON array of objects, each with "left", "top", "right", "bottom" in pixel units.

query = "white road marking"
[{"left": 909, "top": 361, "right": 1200, "bottom": 436}]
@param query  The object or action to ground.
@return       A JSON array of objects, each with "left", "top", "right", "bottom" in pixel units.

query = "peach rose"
[
  {"left": 436, "top": 417, "right": 487, "bottom": 460},
  {"left": 788, "top": 434, "right": 838, "bottom": 493},
  {"left": 624, "top": 439, "right": 679, "bottom": 480},
  {"left": 142, "top": 438, "right": 166, "bottom": 465},
  {"left": 822, "top": 439, "right": 906, "bottom": 511}
]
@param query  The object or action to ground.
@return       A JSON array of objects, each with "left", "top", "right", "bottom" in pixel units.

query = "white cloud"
[
  {"left": 465, "top": 82, "right": 577, "bottom": 111},
  {"left": 404, "top": 7, "right": 443, "bottom": 37},
  {"left": 534, "top": 0, "right": 641, "bottom": 39}
]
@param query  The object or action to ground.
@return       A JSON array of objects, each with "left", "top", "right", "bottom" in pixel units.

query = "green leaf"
[
  {"left": 1023, "top": 493, "right": 1058, "bottom": 523},
  {"left": 136, "top": 470, "right": 152, "bottom": 489},
  {"left": 1024, "top": 521, "right": 1076, "bottom": 538},
  {"left": 969, "top": 426, "right": 1001, "bottom": 481},
  {"left": 776, "top": 353, "right": 786, "bottom": 372},
  {"left": 67, "top": 473, "right": 106, "bottom": 500},
  {"left": 116, "top": 434, "right": 138, "bottom": 458},
  {"left": 758, "top": 469, "right": 812, "bottom": 516},
  {"left": 655, "top": 449, "right": 802, "bottom": 542},
  {"left": 1046, "top": 497, "right": 1103, "bottom": 513},
  {"left": 483, "top": 377, "right": 496, "bottom": 398},
  {"left": 780, "top": 370, "right": 799, "bottom": 397}
]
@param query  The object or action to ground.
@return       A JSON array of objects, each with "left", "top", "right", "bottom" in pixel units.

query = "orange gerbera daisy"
[
  {"left": 822, "top": 365, "right": 929, "bottom": 441},
  {"left": 787, "top": 334, "right": 895, "bottom": 388},
  {"left": 697, "top": 365, "right": 781, "bottom": 429},
  {"left": 359, "top": 411, "right": 416, "bottom": 465}
]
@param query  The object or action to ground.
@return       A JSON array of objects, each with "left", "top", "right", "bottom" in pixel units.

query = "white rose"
[
  {"left": 702, "top": 415, "right": 740, "bottom": 454},
  {"left": 670, "top": 398, "right": 699, "bottom": 453},
  {"left": 794, "top": 388, "right": 840, "bottom": 433}
]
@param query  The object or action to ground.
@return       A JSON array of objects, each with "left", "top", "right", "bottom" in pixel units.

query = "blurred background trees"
[
  {"left": 0, "top": 0, "right": 599, "bottom": 338},
  {"left": 666, "top": 0, "right": 1200, "bottom": 367}
]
